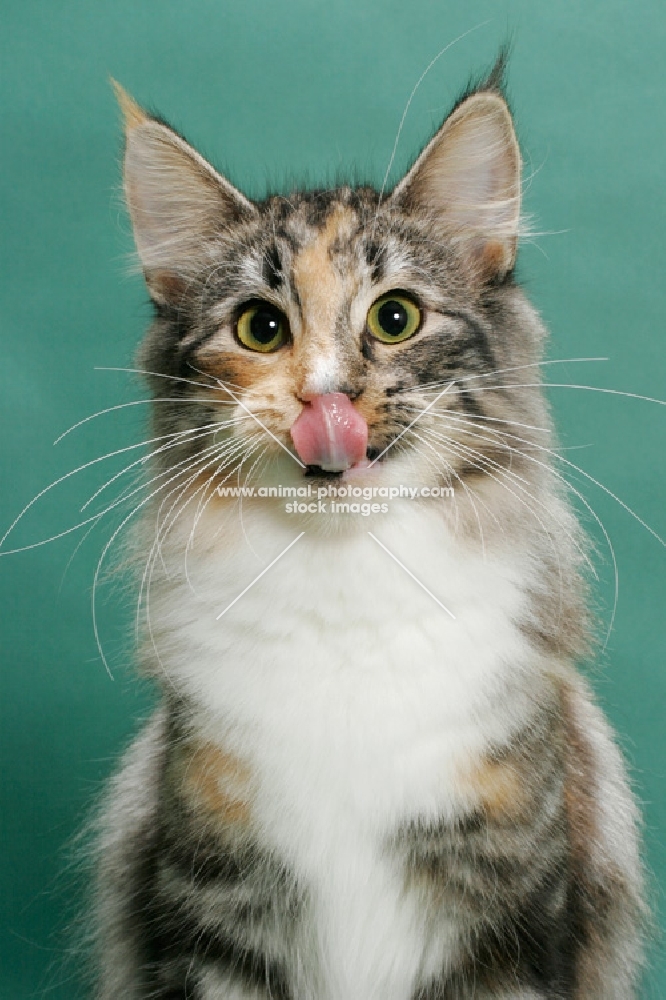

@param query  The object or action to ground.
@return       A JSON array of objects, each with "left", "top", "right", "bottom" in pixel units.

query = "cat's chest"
[
  {"left": 154, "top": 504, "right": 533, "bottom": 824},
  {"left": 157, "top": 506, "right": 536, "bottom": 1000}
]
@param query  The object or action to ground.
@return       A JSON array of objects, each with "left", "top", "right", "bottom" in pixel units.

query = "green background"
[{"left": 1, "top": 1, "right": 665, "bottom": 996}]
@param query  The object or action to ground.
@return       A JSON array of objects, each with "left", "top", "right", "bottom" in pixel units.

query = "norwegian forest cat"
[{"left": 92, "top": 63, "right": 646, "bottom": 999}]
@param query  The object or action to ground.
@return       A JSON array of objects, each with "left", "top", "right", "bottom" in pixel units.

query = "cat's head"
[{"left": 116, "top": 74, "right": 551, "bottom": 525}]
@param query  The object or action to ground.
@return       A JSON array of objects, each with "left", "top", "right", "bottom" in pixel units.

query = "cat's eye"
[
  {"left": 236, "top": 302, "right": 289, "bottom": 353},
  {"left": 366, "top": 294, "right": 421, "bottom": 344}
]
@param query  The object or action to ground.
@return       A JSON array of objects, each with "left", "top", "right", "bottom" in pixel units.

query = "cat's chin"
[{"left": 341, "top": 459, "right": 379, "bottom": 481}]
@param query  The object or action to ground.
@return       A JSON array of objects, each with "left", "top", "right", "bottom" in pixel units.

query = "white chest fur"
[{"left": 148, "top": 502, "right": 537, "bottom": 1000}]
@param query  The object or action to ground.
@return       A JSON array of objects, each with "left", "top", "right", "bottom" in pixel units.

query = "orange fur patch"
[
  {"left": 291, "top": 206, "right": 358, "bottom": 396},
  {"left": 293, "top": 206, "right": 354, "bottom": 332},
  {"left": 193, "top": 349, "right": 271, "bottom": 392},
  {"left": 177, "top": 743, "right": 253, "bottom": 825},
  {"left": 480, "top": 239, "right": 512, "bottom": 279},
  {"left": 464, "top": 754, "right": 527, "bottom": 821}
]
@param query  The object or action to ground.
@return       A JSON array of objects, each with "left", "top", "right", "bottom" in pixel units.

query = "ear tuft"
[
  {"left": 113, "top": 89, "right": 256, "bottom": 306},
  {"left": 111, "top": 79, "right": 147, "bottom": 132},
  {"left": 392, "top": 90, "right": 521, "bottom": 282}
]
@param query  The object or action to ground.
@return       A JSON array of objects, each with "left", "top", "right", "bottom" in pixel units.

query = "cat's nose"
[
  {"left": 298, "top": 385, "right": 361, "bottom": 404},
  {"left": 295, "top": 349, "right": 364, "bottom": 403},
  {"left": 290, "top": 393, "right": 368, "bottom": 471}
]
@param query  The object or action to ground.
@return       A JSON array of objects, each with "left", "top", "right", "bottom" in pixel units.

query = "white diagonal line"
[
  {"left": 368, "top": 380, "right": 455, "bottom": 467},
  {"left": 216, "top": 532, "right": 305, "bottom": 620},
  {"left": 367, "top": 532, "right": 456, "bottom": 619},
  {"left": 213, "top": 378, "right": 306, "bottom": 468}
]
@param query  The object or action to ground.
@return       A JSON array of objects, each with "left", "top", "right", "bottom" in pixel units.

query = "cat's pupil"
[
  {"left": 378, "top": 300, "right": 408, "bottom": 337},
  {"left": 250, "top": 307, "right": 281, "bottom": 343}
]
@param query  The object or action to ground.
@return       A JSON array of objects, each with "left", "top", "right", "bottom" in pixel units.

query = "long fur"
[{"left": 90, "top": 76, "right": 646, "bottom": 999}]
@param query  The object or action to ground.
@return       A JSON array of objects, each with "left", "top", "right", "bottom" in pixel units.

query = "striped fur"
[{"left": 92, "top": 71, "right": 646, "bottom": 999}]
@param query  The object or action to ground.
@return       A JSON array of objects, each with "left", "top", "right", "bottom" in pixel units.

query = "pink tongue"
[{"left": 290, "top": 393, "right": 368, "bottom": 471}]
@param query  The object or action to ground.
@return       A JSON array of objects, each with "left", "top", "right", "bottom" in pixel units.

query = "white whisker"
[
  {"left": 435, "top": 406, "right": 665, "bottom": 549},
  {"left": 187, "top": 364, "right": 307, "bottom": 469},
  {"left": 395, "top": 356, "right": 609, "bottom": 396},
  {"left": 80, "top": 419, "right": 239, "bottom": 512},
  {"left": 133, "top": 437, "right": 251, "bottom": 673},
  {"left": 422, "top": 413, "right": 623, "bottom": 646},
  {"left": 0, "top": 424, "right": 223, "bottom": 553},
  {"left": 53, "top": 397, "right": 236, "bottom": 445},
  {"left": 375, "top": 21, "right": 492, "bottom": 211},
  {"left": 93, "top": 439, "right": 239, "bottom": 678},
  {"left": 446, "top": 380, "right": 666, "bottom": 410}
]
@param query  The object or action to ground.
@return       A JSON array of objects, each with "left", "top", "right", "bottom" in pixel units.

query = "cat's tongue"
[{"left": 290, "top": 393, "right": 368, "bottom": 472}]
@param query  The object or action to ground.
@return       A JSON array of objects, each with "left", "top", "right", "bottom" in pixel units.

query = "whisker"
[
  {"left": 440, "top": 380, "right": 666, "bottom": 410},
  {"left": 416, "top": 425, "right": 573, "bottom": 581},
  {"left": 1, "top": 513, "right": 109, "bottom": 556},
  {"left": 152, "top": 436, "right": 251, "bottom": 569},
  {"left": 53, "top": 397, "right": 236, "bottom": 445},
  {"left": 141, "top": 434, "right": 264, "bottom": 660},
  {"left": 138, "top": 456, "right": 221, "bottom": 638},
  {"left": 150, "top": 444, "right": 243, "bottom": 598},
  {"left": 174, "top": 436, "right": 259, "bottom": 576},
  {"left": 235, "top": 443, "right": 271, "bottom": 560},
  {"left": 95, "top": 365, "right": 222, "bottom": 393},
  {"left": 424, "top": 409, "right": 549, "bottom": 435},
  {"left": 92, "top": 439, "right": 240, "bottom": 677},
  {"left": 88, "top": 437, "right": 237, "bottom": 537},
  {"left": 434, "top": 407, "right": 666, "bottom": 548},
  {"left": 80, "top": 418, "right": 241, "bottom": 512},
  {"left": 58, "top": 515, "right": 105, "bottom": 591},
  {"left": 394, "top": 356, "right": 609, "bottom": 395},
  {"left": 187, "top": 437, "right": 267, "bottom": 583},
  {"left": 96, "top": 364, "right": 267, "bottom": 403},
  {"left": 421, "top": 414, "right": 622, "bottom": 646},
  {"left": 130, "top": 439, "right": 249, "bottom": 674},
  {"left": 415, "top": 425, "right": 571, "bottom": 625},
  {"left": 421, "top": 418, "right": 596, "bottom": 567},
  {"left": 375, "top": 21, "right": 491, "bottom": 211},
  {"left": 406, "top": 431, "right": 493, "bottom": 550},
  {"left": 188, "top": 365, "right": 306, "bottom": 469},
  {"left": 2, "top": 414, "right": 256, "bottom": 558},
  {"left": 0, "top": 418, "right": 242, "bottom": 553}
]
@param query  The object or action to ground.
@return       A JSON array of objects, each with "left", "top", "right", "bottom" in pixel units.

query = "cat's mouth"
[
  {"left": 303, "top": 449, "right": 382, "bottom": 479},
  {"left": 304, "top": 465, "right": 344, "bottom": 479}
]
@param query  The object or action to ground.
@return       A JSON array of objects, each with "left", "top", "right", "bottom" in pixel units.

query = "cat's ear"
[
  {"left": 113, "top": 81, "right": 256, "bottom": 305},
  {"left": 391, "top": 91, "right": 521, "bottom": 281}
]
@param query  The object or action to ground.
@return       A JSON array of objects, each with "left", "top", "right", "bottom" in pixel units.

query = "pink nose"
[{"left": 290, "top": 393, "right": 368, "bottom": 472}]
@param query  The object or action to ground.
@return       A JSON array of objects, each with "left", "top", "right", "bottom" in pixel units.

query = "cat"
[{"left": 92, "top": 61, "right": 646, "bottom": 999}]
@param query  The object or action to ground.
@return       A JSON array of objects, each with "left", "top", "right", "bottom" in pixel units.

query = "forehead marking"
[
  {"left": 292, "top": 205, "right": 356, "bottom": 337},
  {"left": 290, "top": 205, "right": 358, "bottom": 397}
]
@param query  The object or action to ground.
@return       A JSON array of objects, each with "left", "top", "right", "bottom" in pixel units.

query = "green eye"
[
  {"left": 366, "top": 293, "right": 421, "bottom": 344},
  {"left": 236, "top": 302, "right": 288, "bottom": 353}
]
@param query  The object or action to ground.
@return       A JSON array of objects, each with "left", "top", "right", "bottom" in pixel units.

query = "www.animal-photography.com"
[{"left": 1, "top": 2, "right": 665, "bottom": 998}]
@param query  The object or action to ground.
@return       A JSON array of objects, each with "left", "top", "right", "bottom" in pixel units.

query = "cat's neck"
[{"left": 140, "top": 497, "right": 546, "bottom": 730}]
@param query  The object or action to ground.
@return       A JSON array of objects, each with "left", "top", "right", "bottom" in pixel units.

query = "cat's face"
[{"left": 118, "top": 82, "right": 551, "bottom": 518}]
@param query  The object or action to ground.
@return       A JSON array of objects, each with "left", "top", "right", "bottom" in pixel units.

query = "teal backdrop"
[{"left": 1, "top": 1, "right": 665, "bottom": 996}]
